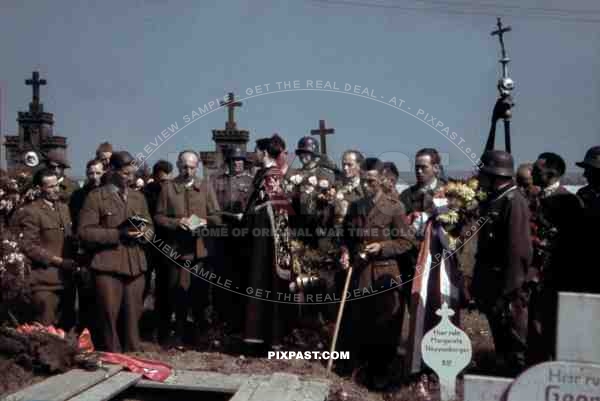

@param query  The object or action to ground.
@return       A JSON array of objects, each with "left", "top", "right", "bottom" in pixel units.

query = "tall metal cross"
[
  {"left": 310, "top": 119, "right": 335, "bottom": 155},
  {"left": 25, "top": 71, "right": 46, "bottom": 110},
  {"left": 220, "top": 92, "right": 242, "bottom": 129},
  {"left": 491, "top": 17, "right": 512, "bottom": 79}
]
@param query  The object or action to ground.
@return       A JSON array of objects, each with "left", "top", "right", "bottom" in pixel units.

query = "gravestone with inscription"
[
  {"left": 422, "top": 302, "right": 473, "bottom": 401},
  {"left": 464, "top": 292, "right": 600, "bottom": 401},
  {"left": 507, "top": 361, "right": 600, "bottom": 401}
]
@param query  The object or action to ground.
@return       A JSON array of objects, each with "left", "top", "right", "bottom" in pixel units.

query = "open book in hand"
[{"left": 187, "top": 214, "right": 207, "bottom": 231}]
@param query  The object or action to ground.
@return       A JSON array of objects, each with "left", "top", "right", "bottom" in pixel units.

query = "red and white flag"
[{"left": 406, "top": 220, "right": 462, "bottom": 374}]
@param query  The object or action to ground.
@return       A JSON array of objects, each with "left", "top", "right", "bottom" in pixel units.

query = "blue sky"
[{"left": 1, "top": 0, "right": 599, "bottom": 177}]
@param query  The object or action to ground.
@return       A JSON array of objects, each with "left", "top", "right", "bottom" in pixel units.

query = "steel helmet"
[
  {"left": 479, "top": 150, "right": 514, "bottom": 178},
  {"left": 295, "top": 136, "right": 319, "bottom": 156}
]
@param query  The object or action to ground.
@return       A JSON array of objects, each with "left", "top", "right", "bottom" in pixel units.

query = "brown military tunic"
[
  {"left": 19, "top": 198, "right": 74, "bottom": 327},
  {"left": 341, "top": 192, "right": 415, "bottom": 378},
  {"left": 153, "top": 176, "right": 221, "bottom": 340},
  {"left": 78, "top": 184, "right": 152, "bottom": 352},
  {"left": 58, "top": 176, "right": 79, "bottom": 204}
]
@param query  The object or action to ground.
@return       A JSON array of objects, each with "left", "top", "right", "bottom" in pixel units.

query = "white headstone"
[
  {"left": 506, "top": 361, "right": 600, "bottom": 401},
  {"left": 422, "top": 302, "right": 473, "bottom": 401},
  {"left": 463, "top": 375, "right": 513, "bottom": 401},
  {"left": 556, "top": 292, "right": 600, "bottom": 364},
  {"left": 464, "top": 291, "right": 600, "bottom": 401}
]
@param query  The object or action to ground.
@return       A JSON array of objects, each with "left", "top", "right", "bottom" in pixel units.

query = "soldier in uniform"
[
  {"left": 288, "top": 137, "right": 335, "bottom": 240},
  {"left": 285, "top": 137, "right": 338, "bottom": 333},
  {"left": 69, "top": 158, "right": 104, "bottom": 334},
  {"left": 43, "top": 149, "right": 79, "bottom": 204},
  {"left": 575, "top": 146, "right": 600, "bottom": 211},
  {"left": 20, "top": 168, "right": 77, "bottom": 327},
  {"left": 78, "top": 151, "right": 152, "bottom": 352},
  {"left": 212, "top": 147, "right": 252, "bottom": 333},
  {"left": 291, "top": 137, "right": 335, "bottom": 183},
  {"left": 471, "top": 150, "right": 532, "bottom": 377},
  {"left": 339, "top": 157, "right": 415, "bottom": 389},
  {"left": 527, "top": 152, "right": 584, "bottom": 364},
  {"left": 154, "top": 150, "right": 221, "bottom": 347}
]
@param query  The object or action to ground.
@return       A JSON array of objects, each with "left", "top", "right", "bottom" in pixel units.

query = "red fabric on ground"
[{"left": 98, "top": 352, "right": 172, "bottom": 382}]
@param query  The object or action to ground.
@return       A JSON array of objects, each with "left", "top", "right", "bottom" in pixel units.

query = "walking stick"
[{"left": 327, "top": 264, "right": 353, "bottom": 374}]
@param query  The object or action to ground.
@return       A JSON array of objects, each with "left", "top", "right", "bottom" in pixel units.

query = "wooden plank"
[
  {"left": 290, "top": 379, "right": 330, "bottom": 401},
  {"left": 556, "top": 292, "right": 600, "bottom": 364},
  {"left": 244, "top": 373, "right": 301, "bottom": 401},
  {"left": 67, "top": 372, "right": 142, "bottom": 401},
  {"left": 463, "top": 374, "right": 512, "bottom": 401},
  {"left": 134, "top": 370, "right": 268, "bottom": 393},
  {"left": 228, "top": 378, "right": 263, "bottom": 401},
  {"left": 3, "top": 365, "right": 122, "bottom": 401}
]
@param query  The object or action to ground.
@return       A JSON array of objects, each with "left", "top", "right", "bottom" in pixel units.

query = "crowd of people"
[{"left": 0, "top": 136, "right": 598, "bottom": 391}]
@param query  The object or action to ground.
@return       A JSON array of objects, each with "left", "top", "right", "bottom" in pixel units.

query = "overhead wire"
[{"left": 308, "top": 0, "right": 600, "bottom": 24}]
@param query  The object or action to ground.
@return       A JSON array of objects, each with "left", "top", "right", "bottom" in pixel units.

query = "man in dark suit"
[
  {"left": 527, "top": 152, "right": 584, "bottom": 364},
  {"left": 400, "top": 148, "right": 446, "bottom": 219}
]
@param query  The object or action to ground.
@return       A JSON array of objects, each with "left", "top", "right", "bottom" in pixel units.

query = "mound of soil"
[{"left": 0, "top": 327, "right": 99, "bottom": 397}]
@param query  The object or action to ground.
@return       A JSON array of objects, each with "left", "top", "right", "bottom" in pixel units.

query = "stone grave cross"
[
  {"left": 25, "top": 70, "right": 46, "bottom": 111},
  {"left": 221, "top": 92, "right": 242, "bottom": 130},
  {"left": 310, "top": 119, "right": 335, "bottom": 156}
]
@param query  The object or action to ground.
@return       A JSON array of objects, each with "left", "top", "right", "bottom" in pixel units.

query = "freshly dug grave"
[
  {"left": 0, "top": 307, "right": 494, "bottom": 401},
  {"left": 124, "top": 309, "right": 494, "bottom": 401},
  {"left": 0, "top": 327, "right": 99, "bottom": 396}
]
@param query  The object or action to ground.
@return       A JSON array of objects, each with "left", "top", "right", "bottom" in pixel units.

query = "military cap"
[
  {"left": 576, "top": 146, "right": 600, "bottom": 169},
  {"left": 109, "top": 151, "right": 135, "bottom": 170}
]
